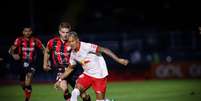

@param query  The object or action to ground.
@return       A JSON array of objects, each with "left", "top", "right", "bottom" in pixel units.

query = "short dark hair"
[
  {"left": 69, "top": 31, "right": 79, "bottom": 39},
  {"left": 58, "top": 22, "right": 71, "bottom": 30},
  {"left": 20, "top": 23, "right": 32, "bottom": 31}
]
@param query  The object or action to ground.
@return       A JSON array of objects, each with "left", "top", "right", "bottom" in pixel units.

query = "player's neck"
[
  {"left": 61, "top": 39, "right": 65, "bottom": 43},
  {"left": 75, "top": 42, "right": 80, "bottom": 52},
  {"left": 23, "top": 36, "right": 30, "bottom": 40},
  {"left": 60, "top": 37, "right": 67, "bottom": 44}
]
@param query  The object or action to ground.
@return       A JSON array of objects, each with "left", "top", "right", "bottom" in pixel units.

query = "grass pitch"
[{"left": 0, "top": 79, "right": 201, "bottom": 101}]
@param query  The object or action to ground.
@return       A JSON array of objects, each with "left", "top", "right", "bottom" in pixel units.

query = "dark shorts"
[
  {"left": 19, "top": 62, "right": 36, "bottom": 82},
  {"left": 54, "top": 64, "right": 83, "bottom": 88}
]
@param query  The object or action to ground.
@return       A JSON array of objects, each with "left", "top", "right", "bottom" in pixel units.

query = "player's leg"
[
  {"left": 71, "top": 74, "right": 92, "bottom": 101},
  {"left": 91, "top": 77, "right": 107, "bottom": 101},
  {"left": 24, "top": 66, "right": 35, "bottom": 101},
  {"left": 95, "top": 93, "right": 105, "bottom": 101},
  {"left": 80, "top": 92, "right": 91, "bottom": 101},
  {"left": 69, "top": 79, "right": 91, "bottom": 101},
  {"left": 24, "top": 72, "right": 33, "bottom": 101},
  {"left": 19, "top": 68, "right": 31, "bottom": 101},
  {"left": 68, "top": 73, "right": 91, "bottom": 101},
  {"left": 19, "top": 71, "right": 26, "bottom": 91},
  {"left": 59, "top": 80, "right": 71, "bottom": 101},
  {"left": 56, "top": 70, "right": 72, "bottom": 101},
  {"left": 70, "top": 84, "right": 82, "bottom": 101}
]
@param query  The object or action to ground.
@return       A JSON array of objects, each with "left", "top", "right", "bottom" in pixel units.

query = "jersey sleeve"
[
  {"left": 69, "top": 52, "right": 77, "bottom": 65},
  {"left": 46, "top": 39, "right": 53, "bottom": 50},
  {"left": 84, "top": 42, "right": 99, "bottom": 54},
  {"left": 14, "top": 38, "right": 20, "bottom": 47},
  {"left": 35, "top": 38, "right": 43, "bottom": 49}
]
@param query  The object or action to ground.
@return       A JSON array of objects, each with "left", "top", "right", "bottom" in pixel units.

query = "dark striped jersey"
[
  {"left": 14, "top": 36, "right": 43, "bottom": 63},
  {"left": 47, "top": 36, "right": 71, "bottom": 66}
]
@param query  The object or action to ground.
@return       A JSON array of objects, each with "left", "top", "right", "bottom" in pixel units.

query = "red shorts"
[{"left": 76, "top": 73, "right": 107, "bottom": 94}]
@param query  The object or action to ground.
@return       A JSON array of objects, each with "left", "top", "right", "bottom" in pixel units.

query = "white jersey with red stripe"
[{"left": 70, "top": 41, "right": 108, "bottom": 78}]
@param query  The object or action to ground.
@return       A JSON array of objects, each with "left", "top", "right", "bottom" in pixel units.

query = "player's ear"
[{"left": 76, "top": 38, "right": 79, "bottom": 42}]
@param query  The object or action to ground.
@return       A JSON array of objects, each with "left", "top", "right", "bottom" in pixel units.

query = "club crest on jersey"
[
  {"left": 66, "top": 46, "right": 71, "bottom": 51},
  {"left": 31, "top": 42, "right": 35, "bottom": 46},
  {"left": 80, "top": 59, "right": 90, "bottom": 65},
  {"left": 22, "top": 42, "right": 26, "bottom": 46}
]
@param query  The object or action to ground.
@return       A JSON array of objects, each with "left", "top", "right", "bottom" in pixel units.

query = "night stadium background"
[{"left": 0, "top": 0, "right": 201, "bottom": 101}]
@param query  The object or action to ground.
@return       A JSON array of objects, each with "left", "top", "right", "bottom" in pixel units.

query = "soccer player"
[
  {"left": 8, "top": 25, "right": 45, "bottom": 101},
  {"left": 55, "top": 31, "right": 129, "bottom": 101},
  {"left": 43, "top": 22, "right": 91, "bottom": 101}
]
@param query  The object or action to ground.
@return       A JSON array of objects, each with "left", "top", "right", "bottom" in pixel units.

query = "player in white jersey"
[{"left": 55, "top": 31, "right": 129, "bottom": 101}]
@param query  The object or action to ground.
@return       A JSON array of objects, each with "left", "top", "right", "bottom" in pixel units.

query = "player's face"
[
  {"left": 68, "top": 36, "right": 78, "bottom": 50},
  {"left": 23, "top": 28, "right": 32, "bottom": 38},
  {"left": 59, "top": 28, "right": 70, "bottom": 41}
]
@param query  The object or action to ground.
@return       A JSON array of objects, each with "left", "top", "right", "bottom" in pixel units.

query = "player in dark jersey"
[
  {"left": 43, "top": 22, "right": 91, "bottom": 101},
  {"left": 8, "top": 25, "right": 45, "bottom": 101}
]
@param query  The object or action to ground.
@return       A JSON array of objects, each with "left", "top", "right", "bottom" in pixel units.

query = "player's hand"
[
  {"left": 12, "top": 54, "right": 20, "bottom": 60},
  {"left": 118, "top": 58, "right": 129, "bottom": 66},
  {"left": 43, "top": 62, "right": 51, "bottom": 72},
  {"left": 54, "top": 80, "right": 61, "bottom": 91}
]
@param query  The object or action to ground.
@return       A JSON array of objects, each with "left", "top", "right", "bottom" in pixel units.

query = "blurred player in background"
[
  {"left": 8, "top": 25, "right": 45, "bottom": 101},
  {"left": 56, "top": 31, "right": 129, "bottom": 101},
  {"left": 198, "top": 26, "right": 201, "bottom": 34},
  {"left": 43, "top": 22, "right": 91, "bottom": 101}
]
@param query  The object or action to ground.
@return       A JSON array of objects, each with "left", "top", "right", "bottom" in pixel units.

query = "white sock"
[{"left": 70, "top": 88, "right": 80, "bottom": 101}]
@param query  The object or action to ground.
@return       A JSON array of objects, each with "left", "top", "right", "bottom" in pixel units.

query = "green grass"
[{"left": 0, "top": 79, "right": 201, "bottom": 101}]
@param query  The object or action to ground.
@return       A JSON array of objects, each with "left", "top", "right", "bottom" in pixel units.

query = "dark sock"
[
  {"left": 64, "top": 90, "right": 71, "bottom": 100},
  {"left": 24, "top": 85, "right": 32, "bottom": 101},
  {"left": 82, "top": 94, "right": 91, "bottom": 101}
]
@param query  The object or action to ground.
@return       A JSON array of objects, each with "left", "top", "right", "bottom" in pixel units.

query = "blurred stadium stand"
[
  {"left": 1, "top": 0, "right": 201, "bottom": 83},
  {"left": 1, "top": 29, "right": 201, "bottom": 83}
]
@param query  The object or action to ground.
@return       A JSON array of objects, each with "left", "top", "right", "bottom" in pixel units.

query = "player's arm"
[
  {"left": 60, "top": 51, "right": 77, "bottom": 80},
  {"left": 59, "top": 64, "right": 75, "bottom": 80},
  {"left": 8, "top": 45, "right": 16, "bottom": 55},
  {"left": 36, "top": 38, "right": 45, "bottom": 54},
  {"left": 43, "top": 47, "right": 51, "bottom": 71},
  {"left": 54, "top": 64, "right": 75, "bottom": 89},
  {"left": 41, "top": 44, "right": 46, "bottom": 54},
  {"left": 98, "top": 46, "right": 129, "bottom": 66},
  {"left": 8, "top": 45, "right": 20, "bottom": 60}
]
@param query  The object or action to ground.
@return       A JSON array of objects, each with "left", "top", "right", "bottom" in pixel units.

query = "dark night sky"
[{"left": 1, "top": 0, "right": 201, "bottom": 36}]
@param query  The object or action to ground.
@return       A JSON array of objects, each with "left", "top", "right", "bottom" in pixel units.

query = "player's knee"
[
  {"left": 60, "top": 83, "right": 68, "bottom": 91},
  {"left": 26, "top": 73, "right": 33, "bottom": 78},
  {"left": 96, "top": 92, "right": 105, "bottom": 100},
  {"left": 25, "top": 80, "right": 32, "bottom": 86},
  {"left": 72, "top": 88, "right": 80, "bottom": 96}
]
